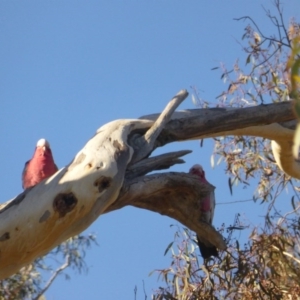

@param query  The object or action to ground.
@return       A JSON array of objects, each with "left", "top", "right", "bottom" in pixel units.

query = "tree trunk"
[{"left": 0, "top": 90, "right": 296, "bottom": 279}]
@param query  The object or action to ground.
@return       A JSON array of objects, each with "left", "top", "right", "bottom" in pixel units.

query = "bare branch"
[
  {"left": 273, "top": 0, "right": 291, "bottom": 46},
  {"left": 234, "top": 15, "right": 290, "bottom": 47},
  {"left": 33, "top": 255, "right": 70, "bottom": 300},
  {"left": 141, "top": 101, "right": 295, "bottom": 142},
  {"left": 249, "top": 46, "right": 281, "bottom": 77},
  {"left": 0, "top": 95, "right": 297, "bottom": 279},
  {"left": 126, "top": 150, "right": 192, "bottom": 179},
  {"left": 131, "top": 89, "right": 188, "bottom": 163},
  {"left": 106, "top": 172, "right": 226, "bottom": 250}
]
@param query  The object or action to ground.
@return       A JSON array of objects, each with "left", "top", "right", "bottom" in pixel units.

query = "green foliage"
[
  {"left": 152, "top": 210, "right": 300, "bottom": 299},
  {"left": 287, "top": 27, "right": 300, "bottom": 108},
  {"left": 287, "top": 27, "right": 300, "bottom": 158},
  {"left": 1, "top": 2, "right": 299, "bottom": 299},
  {"left": 152, "top": 2, "right": 300, "bottom": 299},
  {"left": 0, "top": 234, "right": 96, "bottom": 300},
  {"left": 192, "top": 1, "right": 299, "bottom": 203}
]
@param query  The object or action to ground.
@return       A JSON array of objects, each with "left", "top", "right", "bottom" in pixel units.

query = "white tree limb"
[
  {"left": 0, "top": 119, "right": 153, "bottom": 279},
  {"left": 0, "top": 91, "right": 297, "bottom": 279},
  {"left": 141, "top": 102, "right": 298, "bottom": 178},
  {"left": 108, "top": 172, "right": 225, "bottom": 249}
]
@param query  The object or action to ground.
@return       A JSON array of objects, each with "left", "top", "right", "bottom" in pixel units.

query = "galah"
[
  {"left": 22, "top": 139, "right": 58, "bottom": 189},
  {"left": 189, "top": 164, "right": 218, "bottom": 259}
]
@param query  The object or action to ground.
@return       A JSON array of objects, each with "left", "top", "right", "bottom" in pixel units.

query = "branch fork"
[{"left": 1, "top": 89, "right": 297, "bottom": 279}]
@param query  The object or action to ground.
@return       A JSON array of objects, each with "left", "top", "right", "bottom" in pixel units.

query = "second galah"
[
  {"left": 22, "top": 139, "right": 58, "bottom": 189},
  {"left": 189, "top": 164, "right": 218, "bottom": 259}
]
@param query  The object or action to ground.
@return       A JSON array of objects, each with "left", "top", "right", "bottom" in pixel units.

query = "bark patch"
[
  {"left": 113, "top": 140, "right": 129, "bottom": 161},
  {"left": 94, "top": 176, "right": 112, "bottom": 193},
  {"left": 39, "top": 210, "right": 51, "bottom": 223},
  {"left": 53, "top": 193, "right": 78, "bottom": 218},
  {"left": 0, "top": 190, "right": 28, "bottom": 214},
  {"left": 113, "top": 140, "right": 122, "bottom": 150},
  {"left": 0, "top": 232, "right": 10, "bottom": 242}
]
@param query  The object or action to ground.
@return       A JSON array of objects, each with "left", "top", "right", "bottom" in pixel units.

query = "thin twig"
[
  {"left": 234, "top": 16, "right": 290, "bottom": 48},
  {"left": 217, "top": 199, "right": 254, "bottom": 205},
  {"left": 33, "top": 255, "right": 71, "bottom": 300},
  {"left": 282, "top": 251, "right": 300, "bottom": 265},
  {"left": 276, "top": 0, "right": 291, "bottom": 47},
  {"left": 134, "top": 285, "right": 138, "bottom": 300},
  {"left": 273, "top": 244, "right": 300, "bottom": 264},
  {"left": 143, "top": 280, "right": 147, "bottom": 300},
  {"left": 277, "top": 202, "right": 300, "bottom": 226},
  {"left": 250, "top": 47, "right": 281, "bottom": 77},
  {"left": 288, "top": 180, "right": 300, "bottom": 202}
]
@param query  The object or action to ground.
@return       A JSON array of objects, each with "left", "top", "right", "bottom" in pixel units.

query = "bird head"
[
  {"left": 35, "top": 139, "right": 52, "bottom": 157},
  {"left": 189, "top": 164, "right": 205, "bottom": 179}
]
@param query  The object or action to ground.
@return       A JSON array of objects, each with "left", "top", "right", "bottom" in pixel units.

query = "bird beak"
[{"left": 37, "top": 145, "right": 47, "bottom": 155}]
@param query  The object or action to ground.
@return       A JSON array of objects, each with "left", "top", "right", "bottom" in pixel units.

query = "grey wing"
[
  {"left": 22, "top": 160, "right": 30, "bottom": 189},
  {"left": 209, "top": 189, "right": 216, "bottom": 223}
]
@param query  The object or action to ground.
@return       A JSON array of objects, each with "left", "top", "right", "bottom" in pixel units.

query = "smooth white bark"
[
  {"left": 0, "top": 119, "right": 152, "bottom": 279},
  {"left": 0, "top": 90, "right": 297, "bottom": 279}
]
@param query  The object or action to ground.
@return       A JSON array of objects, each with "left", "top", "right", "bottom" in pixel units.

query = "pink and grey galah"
[
  {"left": 189, "top": 164, "right": 218, "bottom": 259},
  {"left": 22, "top": 139, "right": 58, "bottom": 189}
]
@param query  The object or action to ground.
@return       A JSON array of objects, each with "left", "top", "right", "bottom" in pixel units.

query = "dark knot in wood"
[
  {"left": 94, "top": 176, "right": 112, "bottom": 193},
  {"left": 113, "top": 140, "right": 129, "bottom": 161},
  {"left": 53, "top": 193, "right": 78, "bottom": 218},
  {"left": 0, "top": 232, "right": 10, "bottom": 242}
]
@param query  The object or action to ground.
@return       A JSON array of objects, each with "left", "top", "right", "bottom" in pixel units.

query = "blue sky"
[{"left": 1, "top": 1, "right": 299, "bottom": 299}]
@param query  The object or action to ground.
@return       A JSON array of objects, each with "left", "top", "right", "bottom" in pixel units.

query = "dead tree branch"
[{"left": 0, "top": 90, "right": 297, "bottom": 279}]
